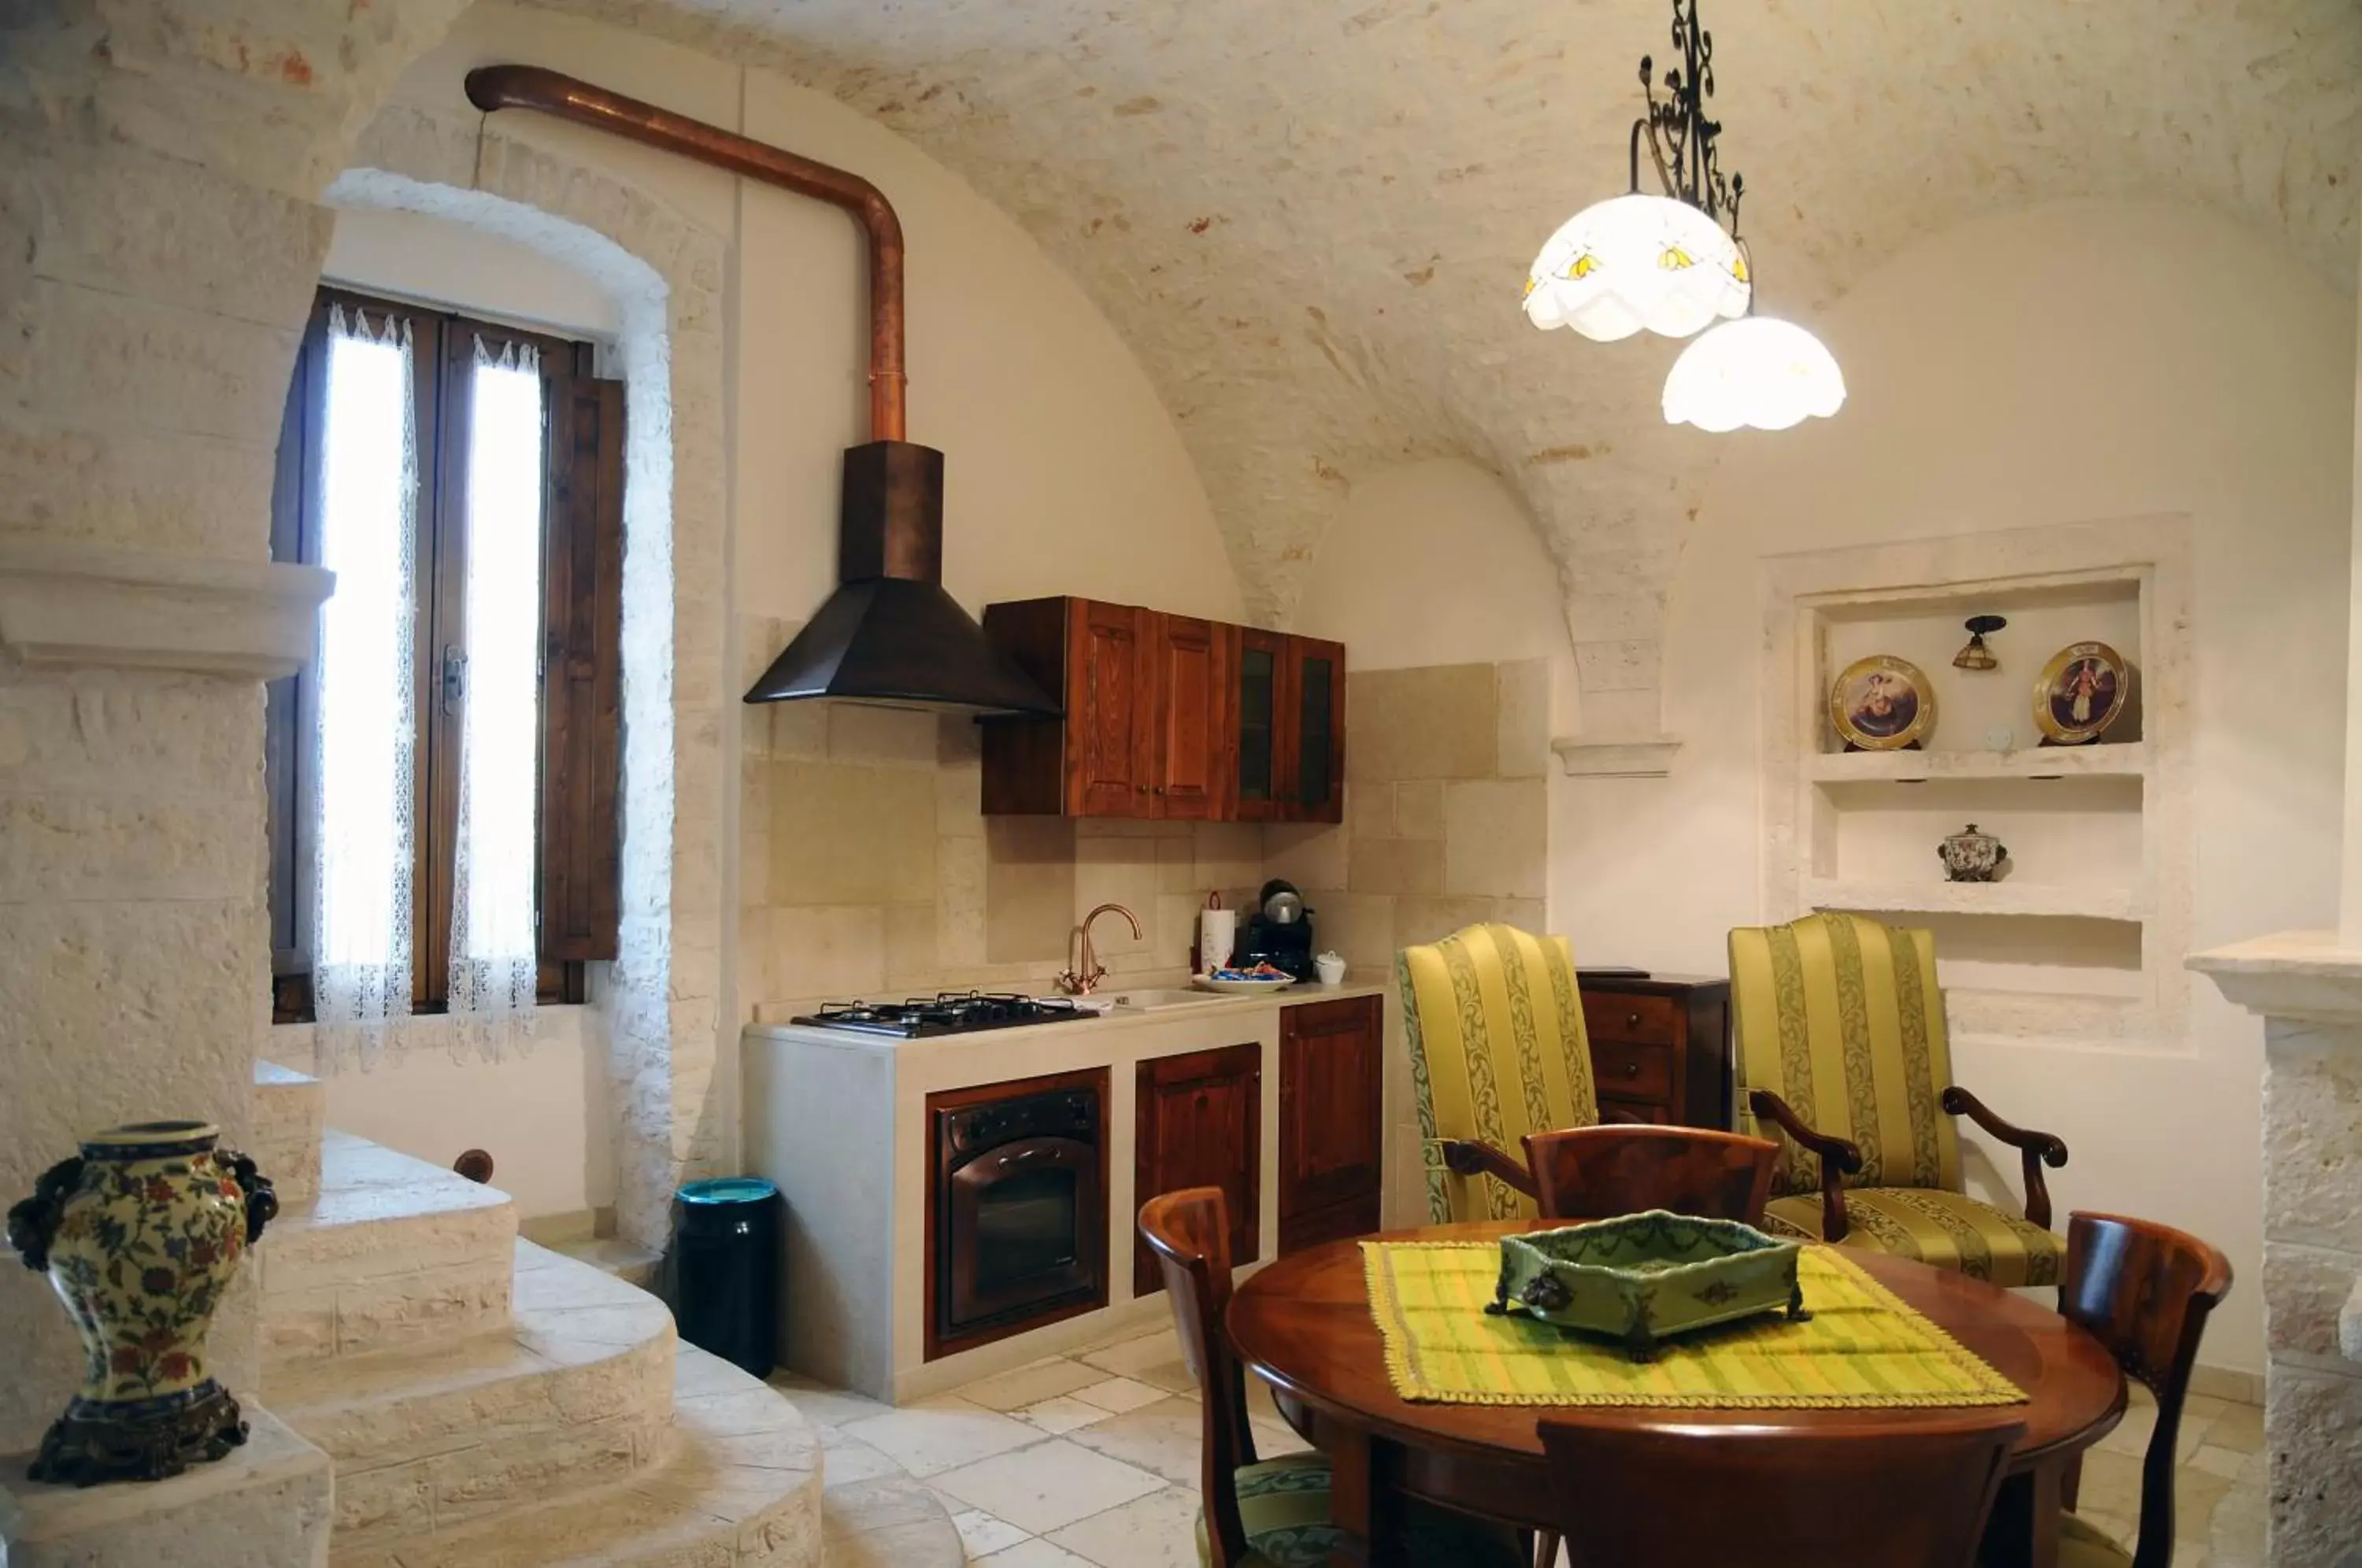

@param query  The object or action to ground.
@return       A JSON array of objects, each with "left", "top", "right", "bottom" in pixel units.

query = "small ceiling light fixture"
[
  {"left": 1953, "top": 615, "right": 2008, "bottom": 671},
  {"left": 1523, "top": 0, "right": 1845, "bottom": 432}
]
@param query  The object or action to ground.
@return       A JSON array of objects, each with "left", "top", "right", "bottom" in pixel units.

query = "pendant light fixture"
[{"left": 1523, "top": 0, "right": 1844, "bottom": 432}]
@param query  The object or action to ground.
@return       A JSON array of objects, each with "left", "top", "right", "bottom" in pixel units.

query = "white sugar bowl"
[{"left": 1314, "top": 951, "right": 1348, "bottom": 986}]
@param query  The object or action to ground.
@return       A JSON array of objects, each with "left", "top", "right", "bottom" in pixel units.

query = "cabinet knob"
[
  {"left": 1625, "top": 1011, "right": 1642, "bottom": 1030},
  {"left": 1621, "top": 1062, "right": 1642, "bottom": 1078},
  {"left": 1154, "top": 785, "right": 1166, "bottom": 795},
  {"left": 1136, "top": 783, "right": 1149, "bottom": 793}
]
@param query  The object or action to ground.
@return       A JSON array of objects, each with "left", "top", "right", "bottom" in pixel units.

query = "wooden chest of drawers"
[{"left": 1577, "top": 972, "right": 1732, "bottom": 1130}]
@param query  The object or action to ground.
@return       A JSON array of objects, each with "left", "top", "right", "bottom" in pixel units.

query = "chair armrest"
[
  {"left": 1747, "top": 1089, "right": 1861, "bottom": 1242},
  {"left": 1440, "top": 1140, "right": 1538, "bottom": 1199},
  {"left": 1941, "top": 1085, "right": 2068, "bottom": 1230}
]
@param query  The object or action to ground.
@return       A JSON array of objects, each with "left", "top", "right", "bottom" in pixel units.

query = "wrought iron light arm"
[{"left": 1623, "top": 0, "right": 1745, "bottom": 240}]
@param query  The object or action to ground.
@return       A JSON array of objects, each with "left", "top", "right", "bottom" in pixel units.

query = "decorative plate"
[
  {"left": 2033, "top": 641, "right": 2131, "bottom": 745},
  {"left": 1486, "top": 1210, "right": 1808, "bottom": 1362},
  {"left": 1830, "top": 654, "right": 1936, "bottom": 751}
]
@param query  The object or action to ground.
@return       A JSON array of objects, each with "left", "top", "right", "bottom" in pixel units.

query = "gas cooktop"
[{"left": 790, "top": 992, "right": 1093, "bottom": 1039}]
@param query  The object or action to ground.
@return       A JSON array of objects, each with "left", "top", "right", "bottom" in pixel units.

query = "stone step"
[
  {"left": 268, "top": 1240, "right": 678, "bottom": 1551},
  {"left": 259, "top": 1130, "right": 516, "bottom": 1366},
  {"left": 329, "top": 1338, "right": 825, "bottom": 1568},
  {"left": 253, "top": 1059, "right": 326, "bottom": 1207},
  {"left": 554, "top": 1234, "right": 664, "bottom": 1291}
]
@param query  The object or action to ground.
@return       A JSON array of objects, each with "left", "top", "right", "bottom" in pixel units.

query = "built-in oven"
[{"left": 928, "top": 1068, "right": 1108, "bottom": 1356}]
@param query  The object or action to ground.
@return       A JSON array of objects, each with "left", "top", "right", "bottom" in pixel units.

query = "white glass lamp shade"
[
  {"left": 1661, "top": 316, "right": 1846, "bottom": 432},
  {"left": 1523, "top": 193, "right": 1750, "bottom": 342}
]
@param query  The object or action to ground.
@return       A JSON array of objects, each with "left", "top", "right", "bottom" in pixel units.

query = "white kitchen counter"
[{"left": 742, "top": 971, "right": 1407, "bottom": 1403}]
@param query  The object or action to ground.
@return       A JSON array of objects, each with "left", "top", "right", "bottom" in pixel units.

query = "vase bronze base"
[{"left": 28, "top": 1379, "right": 250, "bottom": 1488}]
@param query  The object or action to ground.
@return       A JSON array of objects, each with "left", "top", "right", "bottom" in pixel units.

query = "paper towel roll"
[{"left": 1199, "top": 908, "right": 1237, "bottom": 971}]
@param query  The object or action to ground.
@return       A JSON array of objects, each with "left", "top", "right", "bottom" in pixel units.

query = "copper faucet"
[{"left": 1057, "top": 903, "right": 1142, "bottom": 996}]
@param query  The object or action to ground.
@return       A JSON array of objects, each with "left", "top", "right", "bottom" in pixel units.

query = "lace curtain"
[
  {"left": 446, "top": 335, "right": 544, "bottom": 1057},
  {"left": 312, "top": 305, "right": 418, "bottom": 1071}
]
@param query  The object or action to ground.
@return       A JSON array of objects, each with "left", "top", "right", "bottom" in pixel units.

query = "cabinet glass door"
[
  {"left": 1290, "top": 638, "right": 1344, "bottom": 822},
  {"left": 1234, "top": 630, "right": 1288, "bottom": 821}
]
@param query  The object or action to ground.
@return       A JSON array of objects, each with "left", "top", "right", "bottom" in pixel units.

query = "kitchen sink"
[{"left": 1107, "top": 987, "right": 1230, "bottom": 1011}]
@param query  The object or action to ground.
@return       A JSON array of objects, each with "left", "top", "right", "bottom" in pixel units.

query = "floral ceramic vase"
[{"left": 6, "top": 1120, "right": 277, "bottom": 1486}]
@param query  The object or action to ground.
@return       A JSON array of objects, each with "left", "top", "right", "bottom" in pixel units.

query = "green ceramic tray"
[{"left": 1484, "top": 1210, "right": 1809, "bottom": 1362}]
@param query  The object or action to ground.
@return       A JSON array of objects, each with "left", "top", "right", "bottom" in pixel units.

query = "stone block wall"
[
  {"left": 0, "top": 0, "right": 474, "bottom": 1456},
  {"left": 2258, "top": 1020, "right": 2362, "bottom": 1568},
  {"left": 1266, "top": 659, "right": 1553, "bottom": 967}
]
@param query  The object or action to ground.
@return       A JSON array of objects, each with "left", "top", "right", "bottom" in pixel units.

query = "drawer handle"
[
  {"left": 1625, "top": 1012, "right": 1643, "bottom": 1030},
  {"left": 1620, "top": 1063, "right": 1642, "bottom": 1078}
]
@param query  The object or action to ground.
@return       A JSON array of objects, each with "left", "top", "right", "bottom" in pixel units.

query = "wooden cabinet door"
[
  {"left": 1135, "top": 1044, "right": 1261, "bottom": 1295},
  {"left": 1231, "top": 627, "right": 1291, "bottom": 823},
  {"left": 1278, "top": 997, "right": 1383, "bottom": 1252},
  {"left": 1283, "top": 636, "right": 1346, "bottom": 824},
  {"left": 1067, "top": 600, "right": 1153, "bottom": 816},
  {"left": 1148, "top": 612, "right": 1230, "bottom": 821}
]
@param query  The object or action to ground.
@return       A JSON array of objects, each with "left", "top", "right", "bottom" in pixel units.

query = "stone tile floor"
[{"left": 784, "top": 1318, "right": 2268, "bottom": 1566}]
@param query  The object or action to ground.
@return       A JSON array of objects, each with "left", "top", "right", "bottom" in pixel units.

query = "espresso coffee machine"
[{"left": 1238, "top": 878, "right": 1316, "bottom": 980}]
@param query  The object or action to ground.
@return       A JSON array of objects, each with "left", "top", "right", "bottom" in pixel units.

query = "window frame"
[{"left": 269, "top": 285, "right": 615, "bottom": 1022}]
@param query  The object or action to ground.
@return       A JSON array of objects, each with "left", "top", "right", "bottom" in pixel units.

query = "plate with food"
[{"left": 1192, "top": 963, "right": 1299, "bottom": 995}]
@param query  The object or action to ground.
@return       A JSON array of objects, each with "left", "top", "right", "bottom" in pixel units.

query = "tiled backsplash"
[
  {"left": 739, "top": 615, "right": 1550, "bottom": 1015},
  {"left": 738, "top": 616, "right": 1267, "bottom": 1016},
  {"left": 1265, "top": 658, "right": 1551, "bottom": 962}
]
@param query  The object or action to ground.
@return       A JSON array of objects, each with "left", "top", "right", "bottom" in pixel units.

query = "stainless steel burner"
[{"left": 790, "top": 992, "right": 1090, "bottom": 1038}]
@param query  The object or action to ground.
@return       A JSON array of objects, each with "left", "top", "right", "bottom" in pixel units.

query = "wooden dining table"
[{"left": 1227, "top": 1219, "right": 2128, "bottom": 1568}]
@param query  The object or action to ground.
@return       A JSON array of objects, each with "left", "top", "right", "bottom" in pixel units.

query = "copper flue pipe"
[{"left": 465, "top": 64, "right": 909, "bottom": 442}]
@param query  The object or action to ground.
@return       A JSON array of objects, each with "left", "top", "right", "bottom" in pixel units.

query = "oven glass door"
[{"left": 946, "top": 1133, "right": 1101, "bottom": 1332}]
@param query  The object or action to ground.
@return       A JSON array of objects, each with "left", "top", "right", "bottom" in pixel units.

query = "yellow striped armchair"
[
  {"left": 1397, "top": 923, "right": 1601, "bottom": 1222},
  {"left": 1729, "top": 912, "right": 2070, "bottom": 1289}
]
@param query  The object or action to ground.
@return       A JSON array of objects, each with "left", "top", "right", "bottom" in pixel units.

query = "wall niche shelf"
[
  {"left": 1801, "top": 878, "right": 2145, "bottom": 924},
  {"left": 1806, "top": 742, "right": 2149, "bottom": 784},
  {"left": 1762, "top": 516, "right": 2193, "bottom": 1052}
]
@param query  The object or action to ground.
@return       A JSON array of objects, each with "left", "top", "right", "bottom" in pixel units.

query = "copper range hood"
[{"left": 465, "top": 65, "right": 1059, "bottom": 716}]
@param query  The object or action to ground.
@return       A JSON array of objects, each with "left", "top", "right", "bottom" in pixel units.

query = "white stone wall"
[
  {"left": 0, "top": 0, "right": 475, "bottom": 1455},
  {"left": 337, "top": 102, "right": 734, "bottom": 1252}
]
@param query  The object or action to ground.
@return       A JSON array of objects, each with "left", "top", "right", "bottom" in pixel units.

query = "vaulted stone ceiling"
[{"left": 554, "top": 0, "right": 2360, "bottom": 663}]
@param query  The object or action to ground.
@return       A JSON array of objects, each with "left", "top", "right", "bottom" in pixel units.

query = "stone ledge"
[
  {"left": 0, "top": 1404, "right": 333, "bottom": 1568},
  {"left": 1551, "top": 733, "right": 1682, "bottom": 778},
  {"left": 2190, "top": 930, "right": 2362, "bottom": 1024},
  {"left": 0, "top": 536, "right": 331, "bottom": 679}
]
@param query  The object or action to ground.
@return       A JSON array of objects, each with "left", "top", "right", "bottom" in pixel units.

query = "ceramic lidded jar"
[
  {"left": 1938, "top": 823, "right": 2008, "bottom": 883},
  {"left": 6, "top": 1119, "right": 276, "bottom": 1486}
]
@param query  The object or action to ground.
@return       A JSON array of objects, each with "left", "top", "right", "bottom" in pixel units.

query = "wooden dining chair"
[
  {"left": 1519, "top": 1124, "right": 1780, "bottom": 1225},
  {"left": 1138, "top": 1189, "right": 1524, "bottom": 1568},
  {"left": 2053, "top": 1211, "right": 2234, "bottom": 1568},
  {"left": 1536, "top": 1412, "right": 2024, "bottom": 1567}
]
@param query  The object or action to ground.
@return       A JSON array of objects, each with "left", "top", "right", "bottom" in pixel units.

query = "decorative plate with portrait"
[
  {"left": 1830, "top": 655, "right": 1936, "bottom": 751},
  {"left": 2034, "top": 642, "right": 2131, "bottom": 745}
]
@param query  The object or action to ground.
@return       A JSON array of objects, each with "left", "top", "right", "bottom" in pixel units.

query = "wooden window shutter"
[{"left": 539, "top": 367, "right": 625, "bottom": 962}]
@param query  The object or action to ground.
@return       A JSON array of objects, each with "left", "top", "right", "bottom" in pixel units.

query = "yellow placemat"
[{"left": 1361, "top": 1240, "right": 2027, "bottom": 1408}]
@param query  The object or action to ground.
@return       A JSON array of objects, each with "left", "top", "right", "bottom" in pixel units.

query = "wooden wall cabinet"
[
  {"left": 1577, "top": 974, "right": 1732, "bottom": 1130},
  {"left": 1277, "top": 996, "right": 1384, "bottom": 1256},
  {"left": 1134, "top": 1043, "right": 1261, "bottom": 1296},
  {"left": 980, "top": 596, "right": 1340, "bottom": 822}
]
